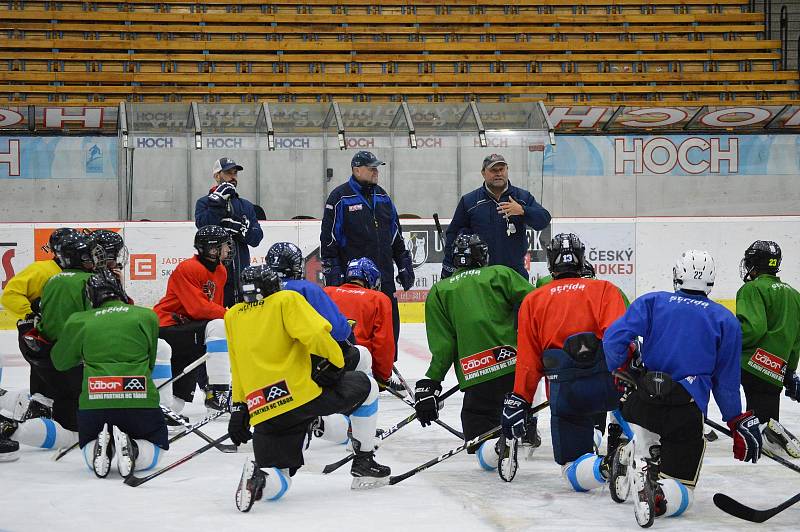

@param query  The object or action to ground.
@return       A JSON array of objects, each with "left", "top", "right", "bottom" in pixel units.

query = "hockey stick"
[
  {"left": 713, "top": 491, "right": 800, "bottom": 523},
  {"left": 704, "top": 418, "right": 800, "bottom": 475},
  {"left": 389, "top": 368, "right": 464, "bottom": 439},
  {"left": 167, "top": 408, "right": 228, "bottom": 445},
  {"left": 53, "top": 353, "right": 211, "bottom": 461},
  {"left": 321, "top": 384, "right": 460, "bottom": 475},
  {"left": 161, "top": 406, "right": 237, "bottom": 453},
  {"left": 432, "top": 213, "right": 444, "bottom": 247},
  {"left": 389, "top": 400, "right": 550, "bottom": 485},
  {"left": 124, "top": 433, "right": 232, "bottom": 487}
]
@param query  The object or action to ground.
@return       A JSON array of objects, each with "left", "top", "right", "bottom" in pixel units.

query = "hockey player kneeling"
[
  {"left": 416, "top": 233, "right": 533, "bottom": 471},
  {"left": 603, "top": 250, "right": 761, "bottom": 527},
  {"left": 51, "top": 270, "right": 168, "bottom": 478},
  {"left": 225, "top": 265, "right": 388, "bottom": 512},
  {"left": 505, "top": 234, "right": 627, "bottom": 491}
]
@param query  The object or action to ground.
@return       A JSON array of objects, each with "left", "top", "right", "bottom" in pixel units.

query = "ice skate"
[
  {"left": 498, "top": 437, "right": 519, "bottom": 482},
  {"left": 236, "top": 459, "right": 266, "bottom": 512},
  {"left": 377, "top": 375, "right": 407, "bottom": 397},
  {"left": 92, "top": 424, "right": 114, "bottom": 479},
  {"left": 0, "top": 438, "right": 20, "bottom": 462},
  {"left": 609, "top": 439, "right": 632, "bottom": 503},
  {"left": 113, "top": 426, "right": 138, "bottom": 478},
  {"left": 520, "top": 415, "right": 542, "bottom": 460},
  {"left": 0, "top": 413, "right": 19, "bottom": 439},
  {"left": 762, "top": 419, "right": 800, "bottom": 459},
  {"left": 350, "top": 439, "right": 390, "bottom": 490},
  {"left": 20, "top": 395, "right": 53, "bottom": 421},
  {"left": 204, "top": 384, "right": 231, "bottom": 414},
  {"left": 631, "top": 446, "right": 661, "bottom": 528}
]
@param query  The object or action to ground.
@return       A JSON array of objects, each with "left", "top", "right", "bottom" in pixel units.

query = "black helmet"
[
  {"left": 240, "top": 265, "right": 281, "bottom": 303},
  {"left": 740, "top": 240, "right": 781, "bottom": 281},
  {"left": 57, "top": 232, "right": 103, "bottom": 272},
  {"left": 92, "top": 230, "right": 128, "bottom": 268},
  {"left": 546, "top": 233, "right": 585, "bottom": 278},
  {"left": 194, "top": 225, "right": 232, "bottom": 264},
  {"left": 266, "top": 242, "right": 304, "bottom": 280},
  {"left": 47, "top": 227, "right": 77, "bottom": 257},
  {"left": 85, "top": 269, "right": 128, "bottom": 308},
  {"left": 580, "top": 260, "right": 596, "bottom": 279},
  {"left": 452, "top": 233, "right": 489, "bottom": 270}
]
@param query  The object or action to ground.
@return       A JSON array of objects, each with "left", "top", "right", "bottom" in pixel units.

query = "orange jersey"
[
  {"left": 324, "top": 283, "right": 395, "bottom": 381},
  {"left": 514, "top": 277, "right": 627, "bottom": 402},
  {"left": 154, "top": 255, "right": 227, "bottom": 327}
]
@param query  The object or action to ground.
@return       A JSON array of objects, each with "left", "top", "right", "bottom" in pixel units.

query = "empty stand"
[{"left": 0, "top": 0, "right": 797, "bottom": 104}]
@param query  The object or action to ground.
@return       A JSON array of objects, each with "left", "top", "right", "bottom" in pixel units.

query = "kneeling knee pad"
[
  {"left": 476, "top": 438, "right": 500, "bottom": 471},
  {"left": 263, "top": 467, "right": 292, "bottom": 501},
  {"left": 658, "top": 478, "right": 693, "bottom": 517},
  {"left": 563, "top": 452, "right": 606, "bottom": 492},
  {"left": 320, "top": 414, "right": 350, "bottom": 445},
  {"left": 354, "top": 345, "right": 372, "bottom": 374}
]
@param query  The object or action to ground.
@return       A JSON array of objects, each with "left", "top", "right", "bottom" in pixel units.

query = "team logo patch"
[
  {"left": 202, "top": 280, "right": 216, "bottom": 302},
  {"left": 460, "top": 346, "right": 517, "bottom": 380},
  {"left": 747, "top": 348, "right": 786, "bottom": 383},
  {"left": 348, "top": 204, "right": 363, "bottom": 212},
  {"left": 88, "top": 376, "right": 148, "bottom": 399},
  {"left": 405, "top": 231, "right": 428, "bottom": 267},
  {"left": 246, "top": 380, "right": 293, "bottom": 416}
]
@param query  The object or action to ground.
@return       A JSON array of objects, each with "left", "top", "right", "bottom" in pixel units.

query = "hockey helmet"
[
  {"left": 47, "top": 227, "right": 77, "bottom": 256},
  {"left": 92, "top": 230, "right": 129, "bottom": 268},
  {"left": 57, "top": 232, "right": 103, "bottom": 272},
  {"left": 452, "top": 233, "right": 489, "bottom": 269},
  {"left": 85, "top": 269, "right": 128, "bottom": 308},
  {"left": 266, "top": 242, "right": 304, "bottom": 280},
  {"left": 546, "top": 233, "right": 585, "bottom": 277},
  {"left": 740, "top": 240, "right": 781, "bottom": 281},
  {"left": 240, "top": 265, "right": 281, "bottom": 303},
  {"left": 194, "top": 225, "right": 232, "bottom": 264},
  {"left": 673, "top": 249, "right": 715, "bottom": 294},
  {"left": 345, "top": 257, "right": 381, "bottom": 290}
]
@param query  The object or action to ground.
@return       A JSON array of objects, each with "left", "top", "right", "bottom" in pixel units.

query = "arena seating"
[{"left": 0, "top": 0, "right": 797, "bottom": 104}]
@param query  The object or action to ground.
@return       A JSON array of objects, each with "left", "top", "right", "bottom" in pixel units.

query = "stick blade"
[
  {"left": 124, "top": 475, "right": 146, "bottom": 487},
  {"left": 713, "top": 493, "right": 774, "bottom": 523}
]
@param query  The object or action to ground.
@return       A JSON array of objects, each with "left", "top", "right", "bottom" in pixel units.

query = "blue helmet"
[{"left": 345, "top": 257, "right": 381, "bottom": 290}]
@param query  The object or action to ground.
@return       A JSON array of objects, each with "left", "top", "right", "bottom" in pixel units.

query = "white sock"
[{"left": 15, "top": 418, "right": 78, "bottom": 449}]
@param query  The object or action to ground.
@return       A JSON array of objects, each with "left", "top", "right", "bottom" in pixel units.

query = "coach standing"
[
  {"left": 320, "top": 151, "right": 414, "bottom": 347},
  {"left": 195, "top": 157, "right": 264, "bottom": 306},
  {"left": 441, "top": 153, "right": 551, "bottom": 281}
]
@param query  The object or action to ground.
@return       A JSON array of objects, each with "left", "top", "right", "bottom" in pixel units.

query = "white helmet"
[{"left": 673, "top": 250, "right": 715, "bottom": 294}]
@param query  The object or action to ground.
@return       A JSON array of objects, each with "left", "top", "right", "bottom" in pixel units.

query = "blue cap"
[
  {"left": 351, "top": 151, "right": 385, "bottom": 168},
  {"left": 212, "top": 157, "right": 243, "bottom": 175}
]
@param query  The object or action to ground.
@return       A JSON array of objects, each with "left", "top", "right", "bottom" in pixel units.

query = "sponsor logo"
[
  {"left": 0, "top": 139, "right": 20, "bottom": 176},
  {"left": 136, "top": 137, "right": 174, "bottom": 149},
  {"left": 0, "top": 241, "right": 16, "bottom": 289},
  {"left": 202, "top": 280, "right": 216, "bottom": 301},
  {"left": 460, "top": 345, "right": 517, "bottom": 379},
  {"left": 245, "top": 380, "right": 292, "bottom": 415},
  {"left": 87, "top": 376, "right": 147, "bottom": 398},
  {"left": 130, "top": 253, "right": 157, "bottom": 280},
  {"left": 86, "top": 144, "right": 103, "bottom": 174},
  {"left": 348, "top": 204, "right": 363, "bottom": 212},
  {"left": 747, "top": 348, "right": 786, "bottom": 382},
  {"left": 615, "top": 137, "right": 738, "bottom": 175},
  {"left": 405, "top": 231, "right": 428, "bottom": 267}
]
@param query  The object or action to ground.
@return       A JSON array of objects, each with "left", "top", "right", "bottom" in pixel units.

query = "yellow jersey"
[
  {"left": 225, "top": 289, "right": 344, "bottom": 425},
  {"left": 1, "top": 259, "right": 61, "bottom": 318}
]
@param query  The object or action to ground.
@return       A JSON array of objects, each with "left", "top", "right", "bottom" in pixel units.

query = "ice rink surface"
[{"left": 2, "top": 324, "right": 799, "bottom": 532}]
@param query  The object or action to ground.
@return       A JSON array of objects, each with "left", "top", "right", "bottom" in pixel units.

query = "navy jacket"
[
  {"left": 442, "top": 182, "right": 551, "bottom": 279},
  {"left": 320, "top": 176, "right": 411, "bottom": 295},
  {"left": 195, "top": 189, "right": 264, "bottom": 303}
]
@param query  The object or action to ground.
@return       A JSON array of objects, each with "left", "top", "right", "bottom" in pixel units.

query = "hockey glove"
[
  {"left": 440, "top": 263, "right": 456, "bottom": 280},
  {"left": 501, "top": 393, "right": 530, "bottom": 440},
  {"left": 311, "top": 358, "right": 344, "bottom": 388},
  {"left": 322, "top": 259, "right": 344, "bottom": 287},
  {"left": 395, "top": 251, "right": 415, "bottom": 291},
  {"left": 228, "top": 402, "right": 252, "bottom": 446},
  {"left": 785, "top": 372, "right": 800, "bottom": 402},
  {"left": 414, "top": 379, "right": 442, "bottom": 427},
  {"left": 220, "top": 216, "right": 249, "bottom": 242},
  {"left": 208, "top": 182, "right": 237, "bottom": 204},
  {"left": 728, "top": 411, "right": 762, "bottom": 463}
]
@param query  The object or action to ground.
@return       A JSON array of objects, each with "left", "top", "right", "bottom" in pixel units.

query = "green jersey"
[
  {"left": 51, "top": 300, "right": 160, "bottom": 410},
  {"left": 737, "top": 274, "right": 800, "bottom": 387},
  {"left": 39, "top": 269, "right": 93, "bottom": 342},
  {"left": 425, "top": 265, "right": 533, "bottom": 389}
]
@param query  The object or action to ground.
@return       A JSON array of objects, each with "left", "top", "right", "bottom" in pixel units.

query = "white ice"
[{"left": 1, "top": 324, "right": 798, "bottom": 531}]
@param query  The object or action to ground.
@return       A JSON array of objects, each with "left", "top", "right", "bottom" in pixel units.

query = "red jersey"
[
  {"left": 324, "top": 283, "right": 395, "bottom": 381},
  {"left": 514, "top": 277, "right": 627, "bottom": 402},
  {"left": 154, "top": 255, "right": 227, "bottom": 327}
]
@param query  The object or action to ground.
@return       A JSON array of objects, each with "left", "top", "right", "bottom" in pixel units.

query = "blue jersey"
[
  {"left": 603, "top": 290, "right": 742, "bottom": 421},
  {"left": 283, "top": 279, "right": 352, "bottom": 342}
]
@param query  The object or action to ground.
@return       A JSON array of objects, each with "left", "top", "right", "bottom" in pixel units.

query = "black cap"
[{"left": 351, "top": 151, "right": 385, "bottom": 168}]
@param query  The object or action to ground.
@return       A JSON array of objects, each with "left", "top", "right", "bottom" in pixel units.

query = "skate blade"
[
  {"left": 235, "top": 461, "right": 258, "bottom": 512},
  {"left": 350, "top": 476, "right": 390, "bottom": 490},
  {"left": 766, "top": 420, "right": 800, "bottom": 458},
  {"left": 0, "top": 450, "right": 20, "bottom": 462}
]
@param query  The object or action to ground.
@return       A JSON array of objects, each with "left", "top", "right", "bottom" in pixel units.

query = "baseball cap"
[
  {"left": 482, "top": 153, "right": 507, "bottom": 170},
  {"left": 351, "top": 151, "right": 385, "bottom": 168},
  {"left": 212, "top": 157, "right": 244, "bottom": 175}
]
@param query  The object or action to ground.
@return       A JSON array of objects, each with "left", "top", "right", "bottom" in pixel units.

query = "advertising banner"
[{"left": 0, "top": 137, "right": 117, "bottom": 179}]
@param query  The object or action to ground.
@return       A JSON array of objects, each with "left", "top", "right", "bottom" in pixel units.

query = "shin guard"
[
  {"left": 204, "top": 319, "right": 230, "bottom": 386},
  {"left": 349, "top": 377, "right": 379, "bottom": 451},
  {"left": 563, "top": 452, "right": 606, "bottom": 492}
]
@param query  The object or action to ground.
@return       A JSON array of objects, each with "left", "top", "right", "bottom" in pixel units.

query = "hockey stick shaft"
[
  {"left": 321, "top": 384, "right": 460, "bottom": 475},
  {"left": 432, "top": 213, "right": 444, "bottom": 247},
  {"left": 704, "top": 418, "right": 800, "bottom": 474},
  {"left": 53, "top": 354, "right": 211, "bottom": 462},
  {"left": 389, "top": 400, "right": 550, "bottom": 485},
  {"left": 161, "top": 406, "right": 237, "bottom": 452},
  {"left": 167, "top": 408, "right": 227, "bottom": 445},
  {"left": 124, "top": 433, "right": 231, "bottom": 487}
]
